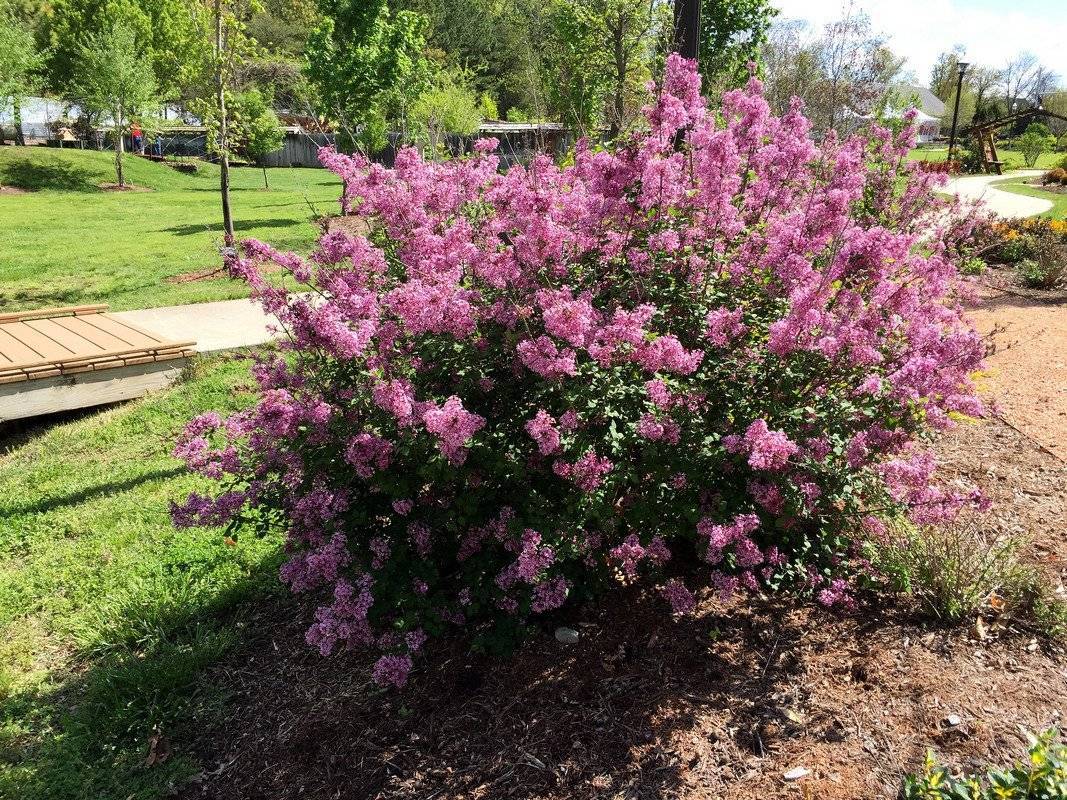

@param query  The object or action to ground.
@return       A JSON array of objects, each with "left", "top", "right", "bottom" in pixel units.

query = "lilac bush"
[{"left": 173, "top": 56, "right": 986, "bottom": 685}]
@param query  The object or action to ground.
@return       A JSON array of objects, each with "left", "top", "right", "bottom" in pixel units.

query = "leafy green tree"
[
  {"left": 184, "top": 0, "right": 261, "bottom": 244},
  {"left": 537, "top": 0, "right": 664, "bottom": 136},
  {"left": 0, "top": 12, "right": 43, "bottom": 146},
  {"left": 410, "top": 70, "right": 482, "bottom": 156},
  {"left": 540, "top": 0, "right": 607, "bottom": 132},
  {"left": 1017, "top": 121, "right": 1055, "bottom": 168},
  {"left": 304, "top": 0, "right": 431, "bottom": 152},
  {"left": 232, "top": 88, "right": 284, "bottom": 187},
  {"left": 699, "top": 0, "right": 777, "bottom": 93},
  {"left": 43, "top": 0, "right": 199, "bottom": 99},
  {"left": 74, "top": 20, "right": 158, "bottom": 187}
]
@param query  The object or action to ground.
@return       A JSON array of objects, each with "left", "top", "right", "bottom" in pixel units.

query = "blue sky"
[{"left": 773, "top": 0, "right": 1067, "bottom": 88}]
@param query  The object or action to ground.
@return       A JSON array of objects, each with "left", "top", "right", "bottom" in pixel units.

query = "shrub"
[
  {"left": 173, "top": 56, "right": 987, "bottom": 686},
  {"left": 998, "top": 235, "right": 1037, "bottom": 264},
  {"left": 901, "top": 728, "right": 1067, "bottom": 799},
  {"left": 1043, "top": 168, "right": 1067, "bottom": 185},
  {"left": 1018, "top": 233, "right": 1067, "bottom": 289},
  {"left": 1017, "top": 124, "right": 1056, "bottom": 169},
  {"left": 870, "top": 515, "right": 1031, "bottom": 623}
]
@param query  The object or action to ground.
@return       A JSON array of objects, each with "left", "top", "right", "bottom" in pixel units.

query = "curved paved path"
[{"left": 944, "top": 170, "right": 1052, "bottom": 218}]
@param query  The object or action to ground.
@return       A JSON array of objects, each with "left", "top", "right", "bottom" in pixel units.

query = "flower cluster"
[{"left": 174, "top": 55, "right": 986, "bottom": 687}]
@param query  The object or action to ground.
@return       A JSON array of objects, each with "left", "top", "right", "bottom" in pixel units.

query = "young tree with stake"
[{"left": 76, "top": 21, "right": 157, "bottom": 187}]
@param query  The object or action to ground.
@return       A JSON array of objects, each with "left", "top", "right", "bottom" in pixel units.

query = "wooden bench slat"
[
  {"left": 24, "top": 318, "right": 106, "bottom": 355},
  {"left": 0, "top": 322, "right": 76, "bottom": 362},
  {"left": 52, "top": 315, "right": 142, "bottom": 351},
  {"left": 0, "top": 328, "right": 46, "bottom": 366},
  {"left": 86, "top": 314, "right": 166, "bottom": 346}
]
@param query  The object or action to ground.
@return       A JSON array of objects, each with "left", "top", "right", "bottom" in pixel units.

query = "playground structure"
[{"left": 964, "top": 107, "right": 1067, "bottom": 174}]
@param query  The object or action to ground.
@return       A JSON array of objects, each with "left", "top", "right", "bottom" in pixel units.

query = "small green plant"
[
  {"left": 872, "top": 517, "right": 1028, "bottom": 624},
  {"left": 999, "top": 235, "right": 1037, "bottom": 264},
  {"left": 901, "top": 728, "right": 1067, "bottom": 799},
  {"left": 960, "top": 256, "right": 986, "bottom": 276}
]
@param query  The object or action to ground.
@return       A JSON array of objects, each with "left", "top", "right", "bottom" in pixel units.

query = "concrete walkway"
[
  {"left": 111, "top": 298, "right": 282, "bottom": 353},
  {"left": 943, "top": 170, "right": 1052, "bottom": 218}
]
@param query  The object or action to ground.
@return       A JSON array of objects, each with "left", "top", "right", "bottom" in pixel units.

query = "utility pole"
[
  {"left": 673, "top": 0, "right": 701, "bottom": 61},
  {"left": 947, "top": 60, "right": 969, "bottom": 165}
]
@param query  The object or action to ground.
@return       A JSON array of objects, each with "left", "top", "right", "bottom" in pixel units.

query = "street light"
[{"left": 947, "top": 61, "right": 970, "bottom": 163}]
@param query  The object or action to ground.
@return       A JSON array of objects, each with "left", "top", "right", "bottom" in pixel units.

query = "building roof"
[{"left": 890, "top": 84, "right": 946, "bottom": 118}]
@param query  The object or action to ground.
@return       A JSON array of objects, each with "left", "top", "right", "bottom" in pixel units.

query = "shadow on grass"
[
  {"left": 0, "top": 159, "right": 102, "bottom": 193},
  {"left": 0, "top": 549, "right": 285, "bottom": 800},
  {"left": 0, "top": 287, "right": 96, "bottom": 313},
  {"left": 162, "top": 218, "right": 305, "bottom": 237},
  {"left": 0, "top": 468, "right": 184, "bottom": 518}
]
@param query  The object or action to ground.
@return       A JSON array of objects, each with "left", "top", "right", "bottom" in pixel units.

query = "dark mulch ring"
[
  {"left": 976, "top": 265, "right": 1067, "bottom": 302},
  {"left": 177, "top": 419, "right": 1067, "bottom": 800},
  {"left": 98, "top": 182, "right": 153, "bottom": 192},
  {"left": 1032, "top": 178, "right": 1067, "bottom": 195}
]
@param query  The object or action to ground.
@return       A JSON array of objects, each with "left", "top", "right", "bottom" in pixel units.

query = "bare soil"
[
  {"left": 98, "top": 182, "right": 152, "bottom": 192},
  {"left": 0, "top": 185, "right": 29, "bottom": 195},
  {"left": 968, "top": 272, "right": 1067, "bottom": 460},
  {"left": 171, "top": 281, "right": 1067, "bottom": 800}
]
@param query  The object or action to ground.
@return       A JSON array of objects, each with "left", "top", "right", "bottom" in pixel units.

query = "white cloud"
[{"left": 773, "top": 0, "right": 1067, "bottom": 87}]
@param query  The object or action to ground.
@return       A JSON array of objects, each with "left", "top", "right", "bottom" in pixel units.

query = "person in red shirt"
[{"left": 131, "top": 123, "right": 143, "bottom": 154}]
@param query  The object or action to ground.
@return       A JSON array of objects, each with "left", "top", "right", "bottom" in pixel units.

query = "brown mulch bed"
[
  {"left": 0, "top": 185, "right": 29, "bottom": 195},
  {"left": 1031, "top": 178, "right": 1067, "bottom": 195},
  {"left": 99, "top": 182, "right": 152, "bottom": 192},
  {"left": 966, "top": 272, "right": 1067, "bottom": 460},
  {"left": 175, "top": 415, "right": 1067, "bottom": 800}
]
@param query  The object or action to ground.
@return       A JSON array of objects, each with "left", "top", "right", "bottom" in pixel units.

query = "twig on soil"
[{"left": 992, "top": 412, "right": 1066, "bottom": 465}]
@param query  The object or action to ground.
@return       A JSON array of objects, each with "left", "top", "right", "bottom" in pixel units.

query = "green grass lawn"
[
  {"left": 0, "top": 354, "right": 282, "bottom": 799},
  {"left": 988, "top": 176, "right": 1067, "bottom": 219},
  {"left": 907, "top": 146, "right": 1064, "bottom": 171},
  {"left": 0, "top": 146, "right": 340, "bottom": 312}
]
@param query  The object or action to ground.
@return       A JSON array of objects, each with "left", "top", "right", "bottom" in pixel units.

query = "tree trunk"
[
  {"left": 216, "top": 0, "right": 235, "bottom": 246},
  {"left": 13, "top": 98, "right": 26, "bottom": 146},
  {"left": 610, "top": 17, "right": 626, "bottom": 138},
  {"left": 262, "top": 164, "right": 269, "bottom": 190},
  {"left": 115, "top": 114, "right": 126, "bottom": 187}
]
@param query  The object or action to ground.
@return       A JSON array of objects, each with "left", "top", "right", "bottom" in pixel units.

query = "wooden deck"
[{"left": 0, "top": 305, "right": 195, "bottom": 421}]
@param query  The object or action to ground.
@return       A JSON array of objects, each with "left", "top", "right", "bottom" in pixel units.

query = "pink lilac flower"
[
  {"left": 704, "top": 307, "right": 747, "bottom": 347},
  {"left": 408, "top": 522, "right": 432, "bottom": 558},
  {"left": 345, "top": 433, "right": 393, "bottom": 478},
  {"left": 558, "top": 409, "right": 579, "bottom": 431},
  {"left": 661, "top": 579, "right": 696, "bottom": 613},
  {"left": 517, "top": 335, "right": 578, "bottom": 379},
  {"left": 372, "top": 654, "right": 413, "bottom": 688},
  {"left": 531, "top": 577, "right": 570, "bottom": 612},
  {"left": 555, "top": 450, "right": 613, "bottom": 491},
  {"left": 422, "top": 396, "right": 486, "bottom": 463},
  {"left": 636, "top": 335, "right": 704, "bottom": 374},
  {"left": 742, "top": 419, "right": 798, "bottom": 471},
  {"left": 525, "top": 409, "right": 561, "bottom": 455},
  {"left": 645, "top": 379, "right": 673, "bottom": 408}
]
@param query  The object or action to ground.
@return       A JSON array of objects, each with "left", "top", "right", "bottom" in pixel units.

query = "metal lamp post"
[
  {"left": 947, "top": 61, "right": 969, "bottom": 163},
  {"left": 674, "top": 0, "right": 702, "bottom": 60}
]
